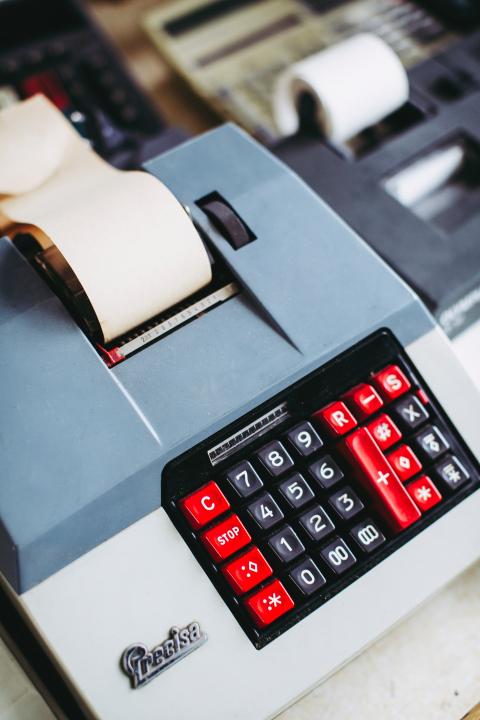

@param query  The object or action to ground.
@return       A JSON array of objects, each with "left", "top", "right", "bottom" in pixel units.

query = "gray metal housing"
[{"left": 0, "top": 124, "right": 434, "bottom": 593}]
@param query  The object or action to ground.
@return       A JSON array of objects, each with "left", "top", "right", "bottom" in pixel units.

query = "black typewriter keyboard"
[{"left": 163, "top": 331, "right": 479, "bottom": 648}]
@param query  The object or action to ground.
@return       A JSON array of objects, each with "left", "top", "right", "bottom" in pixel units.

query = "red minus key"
[
  {"left": 339, "top": 427, "right": 421, "bottom": 532},
  {"left": 244, "top": 579, "right": 294, "bottom": 628}
]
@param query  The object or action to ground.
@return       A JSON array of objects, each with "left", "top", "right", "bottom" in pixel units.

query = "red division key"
[{"left": 339, "top": 427, "right": 421, "bottom": 532}]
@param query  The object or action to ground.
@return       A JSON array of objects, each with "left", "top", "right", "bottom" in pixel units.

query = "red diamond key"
[
  {"left": 244, "top": 579, "right": 294, "bottom": 628},
  {"left": 222, "top": 547, "right": 273, "bottom": 595},
  {"left": 339, "top": 427, "right": 421, "bottom": 532},
  {"left": 387, "top": 445, "right": 422, "bottom": 482}
]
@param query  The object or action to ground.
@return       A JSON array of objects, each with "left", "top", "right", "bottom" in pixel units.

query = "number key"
[
  {"left": 227, "top": 461, "right": 263, "bottom": 498},
  {"left": 299, "top": 505, "right": 335, "bottom": 542},
  {"left": 350, "top": 519, "right": 385, "bottom": 553},
  {"left": 268, "top": 526, "right": 305, "bottom": 563},
  {"left": 308, "top": 454, "right": 344, "bottom": 489},
  {"left": 247, "top": 493, "right": 284, "bottom": 530},
  {"left": 257, "top": 441, "right": 294, "bottom": 477},
  {"left": 328, "top": 486, "right": 364, "bottom": 520},
  {"left": 286, "top": 421, "right": 323, "bottom": 457},
  {"left": 278, "top": 473, "right": 314, "bottom": 509},
  {"left": 289, "top": 558, "right": 326, "bottom": 595},
  {"left": 321, "top": 538, "right": 356, "bottom": 574}
]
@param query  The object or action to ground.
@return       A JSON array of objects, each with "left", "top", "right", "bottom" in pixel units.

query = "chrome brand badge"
[{"left": 122, "top": 622, "right": 207, "bottom": 688}]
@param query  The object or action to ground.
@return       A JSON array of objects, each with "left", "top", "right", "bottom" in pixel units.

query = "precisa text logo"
[{"left": 122, "top": 622, "right": 207, "bottom": 688}]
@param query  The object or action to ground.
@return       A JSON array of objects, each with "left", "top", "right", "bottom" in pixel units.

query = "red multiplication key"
[
  {"left": 201, "top": 514, "right": 251, "bottom": 562},
  {"left": 179, "top": 481, "right": 230, "bottom": 530},
  {"left": 339, "top": 427, "right": 421, "bottom": 532},
  {"left": 373, "top": 365, "right": 411, "bottom": 402},
  {"left": 222, "top": 547, "right": 273, "bottom": 595},
  {"left": 407, "top": 476, "right": 442, "bottom": 512},
  {"left": 342, "top": 383, "right": 383, "bottom": 421},
  {"left": 313, "top": 401, "right": 357, "bottom": 437},
  {"left": 20, "top": 71, "right": 71, "bottom": 111},
  {"left": 244, "top": 579, "right": 294, "bottom": 628},
  {"left": 367, "top": 414, "right": 402, "bottom": 451},
  {"left": 387, "top": 445, "right": 422, "bottom": 482}
]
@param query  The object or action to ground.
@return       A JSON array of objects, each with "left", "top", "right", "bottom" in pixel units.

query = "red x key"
[{"left": 339, "top": 427, "right": 421, "bottom": 532}]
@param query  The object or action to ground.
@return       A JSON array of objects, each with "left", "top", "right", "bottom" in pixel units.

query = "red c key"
[{"left": 339, "top": 427, "right": 421, "bottom": 532}]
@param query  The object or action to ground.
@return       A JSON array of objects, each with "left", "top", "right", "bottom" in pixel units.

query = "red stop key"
[
  {"left": 201, "top": 514, "right": 251, "bottom": 562},
  {"left": 339, "top": 427, "right": 421, "bottom": 532}
]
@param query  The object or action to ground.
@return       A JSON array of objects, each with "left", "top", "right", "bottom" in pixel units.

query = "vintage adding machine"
[{"left": 1, "top": 124, "right": 480, "bottom": 719}]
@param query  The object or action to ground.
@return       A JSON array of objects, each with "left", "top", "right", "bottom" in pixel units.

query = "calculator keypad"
[{"left": 168, "top": 333, "right": 478, "bottom": 648}]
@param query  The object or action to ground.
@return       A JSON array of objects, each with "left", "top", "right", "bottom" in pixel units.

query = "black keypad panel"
[{"left": 163, "top": 331, "right": 479, "bottom": 649}]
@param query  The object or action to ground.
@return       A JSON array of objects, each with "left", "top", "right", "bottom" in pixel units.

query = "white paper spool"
[{"left": 273, "top": 33, "right": 410, "bottom": 144}]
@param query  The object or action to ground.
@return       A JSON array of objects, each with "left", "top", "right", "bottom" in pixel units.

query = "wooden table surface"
[{"left": 1, "top": 2, "right": 480, "bottom": 718}]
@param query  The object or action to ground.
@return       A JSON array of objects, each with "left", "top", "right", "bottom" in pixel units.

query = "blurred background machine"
[
  {"left": 0, "top": 0, "right": 185, "bottom": 168},
  {"left": 143, "top": 0, "right": 480, "bottom": 387}
]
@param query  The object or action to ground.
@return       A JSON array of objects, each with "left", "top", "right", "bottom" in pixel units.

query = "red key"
[
  {"left": 200, "top": 514, "right": 251, "bottom": 562},
  {"left": 367, "top": 414, "right": 402, "bottom": 451},
  {"left": 222, "top": 547, "right": 273, "bottom": 595},
  {"left": 387, "top": 445, "right": 422, "bottom": 482},
  {"left": 313, "top": 401, "right": 357, "bottom": 437},
  {"left": 342, "top": 383, "right": 383, "bottom": 420},
  {"left": 407, "top": 476, "right": 442, "bottom": 512},
  {"left": 373, "top": 365, "right": 411, "bottom": 401},
  {"left": 417, "top": 389, "right": 429, "bottom": 405},
  {"left": 179, "top": 481, "right": 230, "bottom": 530},
  {"left": 339, "top": 427, "right": 421, "bottom": 532},
  {"left": 21, "top": 71, "right": 71, "bottom": 111},
  {"left": 244, "top": 579, "right": 294, "bottom": 628}
]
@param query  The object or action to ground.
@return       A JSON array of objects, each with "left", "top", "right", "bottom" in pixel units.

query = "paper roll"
[
  {"left": 273, "top": 33, "right": 409, "bottom": 144},
  {"left": 0, "top": 96, "right": 212, "bottom": 344}
]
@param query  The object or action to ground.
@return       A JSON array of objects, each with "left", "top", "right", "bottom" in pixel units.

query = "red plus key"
[
  {"left": 179, "top": 481, "right": 230, "bottom": 530},
  {"left": 244, "top": 579, "right": 294, "bottom": 628},
  {"left": 387, "top": 445, "right": 422, "bottom": 482},
  {"left": 373, "top": 365, "right": 411, "bottom": 401},
  {"left": 342, "top": 383, "right": 383, "bottom": 421},
  {"left": 367, "top": 414, "right": 402, "bottom": 451},
  {"left": 313, "top": 401, "right": 357, "bottom": 437},
  {"left": 200, "top": 514, "right": 251, "bottom": 562},
  {"left": 407, "top": 476, "right": 442, "bottom": 512},
  {"left": 222, "top": 547, "right": 273, "bottom": 595},
  {"left": 339, "top": 427, "right": 421, "bottom": 532}
]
